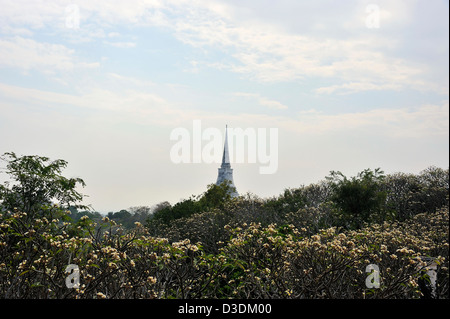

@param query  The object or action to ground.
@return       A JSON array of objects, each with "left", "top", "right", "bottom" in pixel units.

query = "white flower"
[
  {"left": 96, "top": 292, "right": 107, "bottom": 299},
  {"left": 18, "top": 260, "right": 27, "bottom": 270}
]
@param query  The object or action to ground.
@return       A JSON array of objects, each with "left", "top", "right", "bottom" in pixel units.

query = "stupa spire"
[
  {"left": 221, "top": 125, "right": 230, "bottom": 167},
  {"left": 216, "top": 124, "right": 238, "bottom": 197}
]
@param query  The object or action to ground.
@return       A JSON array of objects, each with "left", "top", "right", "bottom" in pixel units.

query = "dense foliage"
[{"left": 0, "top": 153, "right": 448, "bottom": 299}]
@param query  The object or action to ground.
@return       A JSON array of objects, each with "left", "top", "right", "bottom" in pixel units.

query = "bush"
[
  {"left": 1, "top": 205, "right": 447, "bottom": 298},
  {"left": 381, "top": 167, "right": 449, "bottom": 221},
  {"left": 212, "top": 207, "right": 449, "bottom": 299},
  {"left": 0, "top": 153, "right": 448, "bottom": 298}
]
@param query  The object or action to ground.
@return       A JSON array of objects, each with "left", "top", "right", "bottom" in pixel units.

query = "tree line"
[{"left": 0, "top": 152, "right": 448, "bottom": 298}]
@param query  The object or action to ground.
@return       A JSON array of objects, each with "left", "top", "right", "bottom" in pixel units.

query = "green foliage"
[
  {"left": 68, "top": 207, "right": 102, "bottom": 222},
  {"left": 327, "top": 168, "right": 388, "bottom": 229},
  {"left": 151, "top": 198, "right": 199, "bottom": 224},
  {"left": 198, "top": 180, "right": 235, "bottom": 211},
  {"left": 0, "top": 152, "right": 448, "bottom": 299},
  {"left": 148, "top": 181, "right": 236, "bottom": 227},
  {"left": 1, "top": 206, "right": 447, "bottom": 298},
  {"left": 264, "top": 188, "right": 306, "bottom": 217},
  {"left": 108, "top": 209, "right": 131, "bottom": 220},
  {"left": 0, "top": 152, "right": 88, "bottom": 218}
]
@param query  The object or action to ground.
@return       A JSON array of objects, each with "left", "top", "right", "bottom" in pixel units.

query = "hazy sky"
[{"left": 0, "top": 0, "right": 448, "bottom": 213}]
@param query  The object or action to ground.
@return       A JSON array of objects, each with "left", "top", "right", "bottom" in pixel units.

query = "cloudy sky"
[{"left": 0, "top": 0, "right": 448, "bottom": 213}]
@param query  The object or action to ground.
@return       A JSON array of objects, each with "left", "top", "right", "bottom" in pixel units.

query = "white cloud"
[
  {"left": 315, "top": 81, "right": 402, "bottom": 95},
  {"left": 0, "top": 0, "right": 63, "bottom": 29},
  {"left": 0, "top": 25, "right": 33, "bottom": 37},
  {"left": 287, "top": 101, "right": 449, "bottom": 138},
  {"left": 108, "top": 32, "right": 120, "bottom": 38},
  {"left": 0, "top": 36, "right": 74, "bottom": 72},
  {"left": 103, "top": 41, "right": 136, "bottom": 48},
  {"left": 143, "top": 0, "right": 438, "bottom": 94},
  {"left": 3, "top": 78, "right": 447, "bottom": 140},
  {"left": 0, "top": 36, "right": 99, "bottom": 73},
  {"left": 233, "top": 92, "right": 288, "bottom": 110},
  {"left": 107, "top": 72, "right": 155, "bottom": 87},
  {"left": 0, "top": 0, "right": 446, "bottom": 94},
  {"left": 0, "top": 82, "right": 193, "bottom": 127}
]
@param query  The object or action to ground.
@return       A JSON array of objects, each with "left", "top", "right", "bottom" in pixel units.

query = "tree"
[
  {"left": 327, "top": 168, "right": 387, "bottom": 229},
  {"left": 147, "top": 182, "right": 236, "bottom": 228},
  {"left": 68, "top": 206, "right": 102, "bottom": 222},
  {"left": 151, "top": 198, "right": 200, "bottom": 224},
  {"left": 418, "top": 166, "right": 449, "bottom": 214},
  {"left": 263, "top": 188, "right": 306, "bottom": 217},
  {"left": 152, "top": 201, "right": 171, "bottom": 213},
  {"left": 198, "top": 181, "right": 235, "bottom": 211},
  {"left": 0, "top": 152, "right": 88, "bottom": 219}
]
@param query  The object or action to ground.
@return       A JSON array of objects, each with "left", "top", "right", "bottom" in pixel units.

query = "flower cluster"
[
  {"left": 0, "top": 203, "right": 448, "bottom": 298},
  {"left": 216, "top": 208, "right": 448, "bottom": 298}
]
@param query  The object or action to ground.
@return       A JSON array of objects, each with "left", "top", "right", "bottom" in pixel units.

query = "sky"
[{"left": 0, "top": 0, "right": 448, "bottom": 213}]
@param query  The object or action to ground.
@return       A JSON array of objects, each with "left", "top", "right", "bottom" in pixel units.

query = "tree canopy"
[
  {"left": 0, "top": 152, "right": 87, "bottom": 219},
  {"left": 326, "top": 168, "right": 388, "bottom": 229}
]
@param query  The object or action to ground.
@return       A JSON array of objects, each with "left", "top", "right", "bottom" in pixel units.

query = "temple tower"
[{"left": 216, "top": 125, "right": 238, "bottom": 197}]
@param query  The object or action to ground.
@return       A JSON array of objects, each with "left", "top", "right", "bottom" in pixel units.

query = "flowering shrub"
[
  {"left": 0, "top": 209, "right": 226, "bottom": 298},
  {"left": 0, "top": 153, "right": 448, "bottom": 298},
  {"left": 1, "top": 205, "right": 447, "bottom": 298},
  {"left": 215, "top": 207, "right": 448, "bottom": 299}
]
